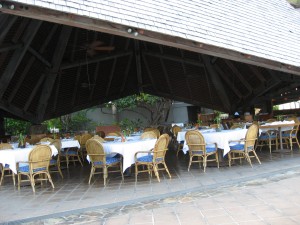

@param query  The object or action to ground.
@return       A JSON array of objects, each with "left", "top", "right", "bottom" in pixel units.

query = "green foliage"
[
  {"left": 42, "top": 118, "right": 62, "bottom": 131},
  {"left": 5, "top": 118, "right": 31, "bottom": 135},
  {"left": 108, "top": 93, "right": 161, "bottom": 112},
  {"left": 70, "top": 110, "right": 93, "bottom": 131},
  {"left": 273, "top": 105, "right": 280, "bottom": 111},
  {"left": 118, "top": 118, "right": 142, "bottom": 134},
  {"left": 213, "top": 110, "right": 222, "bottom": 124}
]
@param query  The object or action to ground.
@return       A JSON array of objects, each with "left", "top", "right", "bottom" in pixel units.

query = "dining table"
[
  {"left": 0, "top": 144, "right": 58, "bottom": 174},
  {"left": 177, "top": 128, "right": 248, "bottom": 156},
  {"left": 87, "top": 136, "right": 157, "bottom": 172},
  {"left": 259, "top": 120, "right": 296, "bottom": 150}
]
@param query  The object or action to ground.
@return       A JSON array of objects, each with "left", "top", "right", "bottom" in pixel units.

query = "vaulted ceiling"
[{"left": 1, "top": 2, "right": 300, "bottom": 123}]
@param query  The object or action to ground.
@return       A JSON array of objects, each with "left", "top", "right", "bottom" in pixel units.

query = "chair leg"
[
  {"left": 135, "top": 164, "right": 138, "bottom": 182},
  {"left": 215, "top": 152, "right": 219, "bottom": 168},
  {"left": 228, "top": 152, "right": 232, "bottom": 167},
  {"left": 188, "top": 156, "right": 192, "bottom": 171},
  {"left": 88, "top": 167, "right": 95, "bottom": 184},
  {"left": 153, "top": 165, "right": 160, "bottom": 182},
  {"left": 0, "top": 168, "right": 4, "bottom": 186},
  {"left": 244, "top": 153, "right": 253, "bottom": 168},
  {"left": 103, "top": 167, "right": 108, "bottom": 186},
  {"left": 30, "top": 175, "right": 36, "bottom": 193},
  {"left": 163, "top": 162, "right": 171, "bottom": 179},
  {"left": 12, "top": 172, "right": 15, "bottom": 186},
  {"left": 252, "top": 151, "right": 261, "bottom": 164},
  {"left": 77, "top": 155, "right": 83, "bottom": 167},
  {"left": 46, "top": 172, "right": 55, "bottom": 189},
  {"left": 203, "top": 156, "right": 207, "bottom": 172},
  {"left": 17, "top": 173, "right": 21, "bottom": 190}
]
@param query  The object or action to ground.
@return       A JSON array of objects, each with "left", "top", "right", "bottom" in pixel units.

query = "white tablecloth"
[
  {"left": 259, "top": 120, "right": 295, "bottom": 132},
  {"left": 178, "top": 129, "right": 248, "bottom": 156},
  {"left": 0, "top": 145, "right": 58, "bottom": 174},
  {"left": 87, "top": 138, "right": 157, "bottom": 172},
  {"left": 60, "top": 139, "right": 80, "bottom": 149}
]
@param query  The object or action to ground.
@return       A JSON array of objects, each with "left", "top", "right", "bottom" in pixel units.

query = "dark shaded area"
[{"left": 1, "top": 14, "right": 300, "bottom": 123}]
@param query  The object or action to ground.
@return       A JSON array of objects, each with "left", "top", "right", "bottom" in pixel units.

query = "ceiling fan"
[{"left": 81, "top": 40, "right": 115, "bottom": 56}]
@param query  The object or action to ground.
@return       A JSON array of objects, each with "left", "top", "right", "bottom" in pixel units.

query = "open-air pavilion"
[{"left": 1, "top": 0, "right": 300, "bottom": 223}]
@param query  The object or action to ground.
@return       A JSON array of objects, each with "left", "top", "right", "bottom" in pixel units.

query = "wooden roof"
[{"left": 0, "top": 0, "right": 300, "bottom": 123}]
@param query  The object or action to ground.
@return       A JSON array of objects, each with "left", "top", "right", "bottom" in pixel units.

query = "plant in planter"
[
  {"left": 18, "top": 133, "right": 26, "bottom": 148},
  {"left": 214, "top": 111, "right": 222, "bottom": 131}
]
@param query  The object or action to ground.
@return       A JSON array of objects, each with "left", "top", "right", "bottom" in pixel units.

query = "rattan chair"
[
  {"left": 228, "top": 124, "right": 261, "bottom": 167},
  {"left": 135, "top": 134, "right": 171, "bottom": 182},
  {"left": 79, "top": 133, "right": 92, "bottom": 160},
  {"left": 185, "top": 130, "right": 219, "bottom": 172},
  {"left": 209, "top": 124, "right": 219, "bottom": 129},
  {"left": 143, "top": 128, "right": 160, "bottom": 138},
  {"left": 92, "top": 135, "right": 106, "bottom": 142},
  {"left": 172, "top": 126, "right": 184, "bottom": 157},
  {"left": 0, "top": 143, "right": 15, "bottom": 186},
  {"left": 282, "top": 117, "right": 300, "bottom": 151},
  {"left": 17, "top": 145, "right": 54, "bottom": 192},
  {"left": 86, "top": 139, "right": 124, "bottom": 186},
  {"left": 266, "top": 118, "right": 276, "bottom": 122},
  {"left": 49, "top": 139, "right": 63, "bottom": 178},
  {"left": 40, "top": 137, "right": 54, "bottom": 143},
  {"left": 60, "top": 136, "right": 83, "bottom": 168},
  {"left": 106, "top": 132, "right": 121, "bottom": 137},
  {"left": 256, "top": 130, "right": 278, "bottom": 153},
  {"left": 140, "top": 131, "right": 157, "bottom": 139}
]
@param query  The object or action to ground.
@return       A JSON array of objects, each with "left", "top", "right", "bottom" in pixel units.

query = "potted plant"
[
  {"left": 18, "top": 133, "right": 26, "bottom": 148},
  {"left": 214, "top": 111, "right": 222, "bottom": 132}
]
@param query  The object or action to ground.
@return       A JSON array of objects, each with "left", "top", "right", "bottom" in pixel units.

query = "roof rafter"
[
  {"left": 36, "top": 25, "right": 72, "bottom": 122},
  {"left": 0, "top": 19, "right": 42, "bottom": 98}
]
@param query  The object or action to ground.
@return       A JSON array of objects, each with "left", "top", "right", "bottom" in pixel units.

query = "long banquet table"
[
  {"left": 0, "top": 145, "right": 58, "bottom": 174},
  {"left": 87, "top": 137, "right": 157, "bottom": 172},
  {"left": 177, "top": 128, "right": 248, "bottom": 156}
]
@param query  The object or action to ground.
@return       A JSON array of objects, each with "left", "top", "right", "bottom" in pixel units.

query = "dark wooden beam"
[
  {"left": 202, "top": 55, "right": 232, "bottom": 112},
  {"left": 37, "top": 26, "right": 72, "bottom": 122},
  {"left": 2, "top": 4, "right": 299, "bottom": 76},
  {"left": 180, "top": 50, "right": 193, "bottom": 99},
  {"left": 142, "top": 53, "right": 158, "bottom": 92},
  {"left": 0, "top": 14, "right": 17, "bottom": 43},
  {"left": 159, "top": 46, "right": 173, "bottom": 96},
  {"left": 28, "top": 46, "right": 52, "bottom": 67},
  {"left": 248, "top": 65, "right": 266, "bottom": 82},
  {"left": 24, "top": 74, "right": 45, "bottom": 111},
  {"left": 118, "top": 35, "right": 133, "bottom": 95},
  {"left": 72, "top": 67, "right": 81, "bottom": 107},
  {"left": 89, "top": 62, "right": 100, "bottom": 101},
  {"left": 214, "top": 64, "right": 243, "bottom": 99},
  {"left": 53, "top": 70, "right": 61, "bottom": 112},
  {"left": 0, "top": 100, "right": 35, "bottom": 123},
  {"left": 61, "top": 51, "right": 131, "bottom": 70},
  {"left": 105, "top": 58, "right": 117, "bottom": 97},
  {"left": 224, "top": 60, "right": 252, "bottom": 93},
  {"left": 144, "top": 51, "right": 205, "bottom": 67},
  {"left": 0, "top": 43, "right": 22, "bottom": 53},
  {"left": 8, "top": 24, "right": 58, "bottom": 103},
  {"left": 135, "top": 40, "right": 143, "bottom": 93},
  {"left": 0, "top": 20, "right": 42, "bottom": 98}
]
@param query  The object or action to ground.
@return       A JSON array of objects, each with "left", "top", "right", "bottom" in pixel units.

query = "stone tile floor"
[{"left": 1, "top": 147, "right": 300, "bottom": 224}]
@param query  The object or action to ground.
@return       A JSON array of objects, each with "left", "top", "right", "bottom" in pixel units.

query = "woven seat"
[
  {"left": 0, "top": 143, "right": 15, "bottom": 186},
  {"left": 228, "top": 124, "right": 261, "bottom": 167},
  {"left": 185, "top": 130, "right": 219, "bottom": 172},
  {"left": 86, "top": 139, "right": 123, "bottom": 186},
  {"left": 17, "top": 145, "right": 55, "bottom": 192},
  {"left": 49, "top": 139, "right": 63, "bottom": 178},
  {"left": 143, "top": 128, "right": 160, "bottom": 138},
  {"left": 135, "top": 134, "right": 171, "bottom": 182}
]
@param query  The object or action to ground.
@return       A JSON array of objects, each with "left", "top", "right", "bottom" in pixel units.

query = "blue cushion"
[
  {"left": 50, "top": 159, "right": 57, "bottom": 164},
  {"left": 18, "top": 165, "right": 46, "bottom": 173},
  {"left": 93, "top": 157, "right": 120, "bottom": 165},
  {"left": 137, "top": 155, "right": 153, "bottom": 162},
  {"left": 4, "top": 164, "right": 9, "bottom": 168},
  {"left": 259, "top": 135, "right": 277, "bottom": 139},
  {"left": 61, "top": 150, "right": 78, "bottom": 155},
  {"left": 282, "top": 133, "right": 296, "bottom": 137},
  {"left": 137, "top": 155, "right": 163, "bottom": 162},
  {"left": 191, "top": 147, "right": 216, "bottom": 154},
  {"left": 230, "top": 144, "right": 254, "bottom": 151}
]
